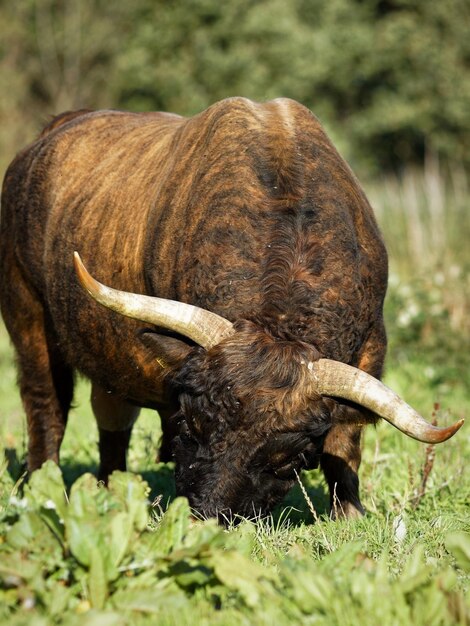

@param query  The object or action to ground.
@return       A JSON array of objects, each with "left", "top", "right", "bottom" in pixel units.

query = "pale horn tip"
[
  {"left": 431, "top": 417, "right": 464, "bottom": 444},
  {"left": 73, "top": 251, "right": 97, "bottom": 296},
  {"left": 73, "top": 250, "right": 84, "bottom": 278}
]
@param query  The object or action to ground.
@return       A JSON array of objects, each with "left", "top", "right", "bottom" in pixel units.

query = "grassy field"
[{"left": 0, "top": 167, "right": 469, "bottom": 624}]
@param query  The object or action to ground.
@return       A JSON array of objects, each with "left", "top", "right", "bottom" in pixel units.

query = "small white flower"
[
  {"left": 424, "top": 366, "right": 435, "bottom": 380},
  {"left": 397, "top": 311, "right": 411, "bottom": 327},
  {"left": 9, "top": 496, "right": 27, "bottom": 509},
  {"left": 22, "top": 597, "right": 35, "bottom": 610}
]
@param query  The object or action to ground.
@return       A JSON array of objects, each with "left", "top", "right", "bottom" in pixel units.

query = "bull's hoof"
[{"left": 330, "top": 500, "right": 365, "bottom": 520}]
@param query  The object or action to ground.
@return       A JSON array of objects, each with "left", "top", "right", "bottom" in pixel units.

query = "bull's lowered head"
[
  {"left": 170, "top": 320, "right": 334, "bottom": 520},
  {"left": 74, "top": 252, "right": 464, "bottom": 518}
]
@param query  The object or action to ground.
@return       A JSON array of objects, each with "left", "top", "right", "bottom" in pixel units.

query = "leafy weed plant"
[{"left": 0, "top": 461, "right": 468, "bottom": 626}]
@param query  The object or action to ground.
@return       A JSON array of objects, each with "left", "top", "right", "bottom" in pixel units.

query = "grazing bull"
[{"left": 0, "top": 98, "right": 462, "bottom": 520}]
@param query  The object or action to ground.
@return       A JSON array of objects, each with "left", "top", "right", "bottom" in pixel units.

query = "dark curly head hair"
[{"left": 170, "top": 320, "right": 333, "bottom": 520}]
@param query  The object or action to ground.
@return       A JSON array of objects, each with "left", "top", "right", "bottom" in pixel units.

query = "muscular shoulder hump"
[{"left": 38, "top": 109, "right": 94, "bottom": 138}]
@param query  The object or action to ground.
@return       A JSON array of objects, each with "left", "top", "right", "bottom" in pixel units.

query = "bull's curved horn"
[
  {"left": 309, "top": 359, "right": 464, "bottom": 444},
  {"left": 73, "top": 252, "right": 234, "bottom": 350}
]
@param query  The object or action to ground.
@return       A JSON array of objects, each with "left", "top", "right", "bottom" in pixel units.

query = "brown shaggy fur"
[{"left": 0, "top": 97, "right": 388, "bottom": 519}]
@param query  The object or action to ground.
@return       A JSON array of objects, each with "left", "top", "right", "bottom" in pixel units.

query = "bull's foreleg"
[
  {"left": 321, "top": 421, "right": 365, "bottom": 519},
  {"left": 155, "top": 406, "right": 181, "bottom": 464},
  {"left": 321, "top": 320, "right": 386, "bottom": 519},
  {"left": 90, "top": 383, "right": 140, "bottom": 482}
]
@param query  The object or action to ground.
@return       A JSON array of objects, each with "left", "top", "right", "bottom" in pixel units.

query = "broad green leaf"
[
  {"left": 281, "top": 559, "right": 335, "bottom": 614},
  {"left": 180, "top": 519, "right": 225, "bottom": 553},
  {"left": 5, "top": 513, "right": 63, "bottom": 578},
  {"left": 64, "top": 611, "right": 126, "bottom": 626},
  {"left": 38, "top": 506, "right": 66, "bottom": 546},
  {"left": 211, "top": 549, "right": 277, "bottom": 608},
  {"left": 68, "top": 474, "right": 101, "bottom": 518},
  {"left": 112, "top": 585, "right": 188, "bottom": 613},
  {"left": 109, "top": 511, "right": 134, "bottom": 567},
  {"left": 108, "top": 472, "right": 150, "bottom": 532},
  {"left": 7, "top": 510, "right": 48, "bottom": 549},
  {"left": 26, "top": 461, "right": 67, "bottom": 522},
  {"left": 89, "top": 547, "right": 108, "bottom": 610},
  {"left": 436, "top": 567, "right": 458, "bottom": 593},
  {"left": 223, "top": 520, "right": 256, "bottom": 557},
  {"left": 147, "top": 497, "right": 190, "bottom": 554},
  {"left": 67, "top": 518, "right": 119, "bottom": 582},
  {"left": 6, "top": 614, "right": 49, "bottom": 626},
  {"left": 0, "top": 553, "right": 42, "bottom": 583},
  {"left": 399, "top": 546, "right": 430, "bottom": 594},
  {"left": 410, "top": 582, "right": 448, "bottom": 626},
  {"left": 107, "top": 471, "right": 149, "bottom": 500},
  {"left": 67, "top": 478, "right": 105, "bottom": 567},
  {"left": 445, "top": 531, "right": 470, "bottom": 572},
  {"left": 66, "top": 477, "right": 125, "bottom": 582},
  {"left": 45, "top": 581, "right": 74, "bottom": 617},
  {"left": 401, "top": 544, "right": 426, "bottom": 578},
  {"left": 67, "top": 518, "right": 99, "bottom": 567}
]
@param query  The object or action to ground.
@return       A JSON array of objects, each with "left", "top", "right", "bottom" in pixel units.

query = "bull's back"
[{"left": 1, "top": 98, "right": 387, "bottom": 401}]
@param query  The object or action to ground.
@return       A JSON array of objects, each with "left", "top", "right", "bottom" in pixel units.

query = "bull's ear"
[{"left": 138, "top": 329, "right": 193, "bottom": 369}]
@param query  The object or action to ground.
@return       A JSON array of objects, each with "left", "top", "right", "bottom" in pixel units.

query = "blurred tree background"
[{"left": 0, "top": 0, "right": 469, "bottom": 176}]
